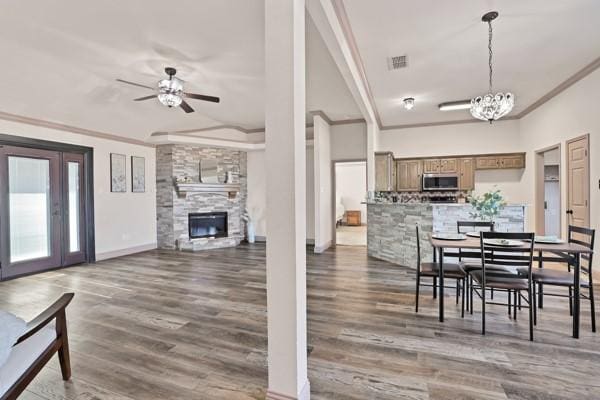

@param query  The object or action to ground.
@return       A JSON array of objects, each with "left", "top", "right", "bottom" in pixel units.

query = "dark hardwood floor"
[{"left": 1, "top": 244, "right": 598, "bottom": 399}]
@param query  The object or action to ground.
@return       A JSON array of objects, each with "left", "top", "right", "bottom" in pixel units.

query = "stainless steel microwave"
[{"left": 422, "top": 174, "right": 459, "bottom": 191}]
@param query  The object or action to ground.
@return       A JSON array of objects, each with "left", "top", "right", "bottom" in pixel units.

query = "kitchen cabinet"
[
  {"left": 475, "top": 153, "right": 525, "bottom": 170},
  {"left": 440, "top": 158, "right": 458, "bottom": 173},
  {"left": 375, "top": 152, "right": 395, "bottom": 191},
  {"left": 423, "top": 159, "right": 441, "bottom": 174},
  {"left": 423, "top": 158, "right": 458, "bottom": 173},
  {"left": 396, "top": 159, "right": 423, "bottom": 191},
  {"left": 498, "top": 155, "right": 525, "bottom": 169},
  {"left": 459, "top": 158, "right": 475, "bottom": 190}
]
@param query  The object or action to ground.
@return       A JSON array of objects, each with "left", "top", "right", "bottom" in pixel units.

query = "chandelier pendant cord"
[
  {"left": 488, "top": 20, "right": 493, "bottom": 93},
  {"left": 470, "top": 11, "right": 514, "bottom": 123}
]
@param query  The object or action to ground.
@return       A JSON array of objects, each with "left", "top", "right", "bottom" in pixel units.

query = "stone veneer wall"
[
  {"left": 367, "top": 203, "right": 526, "bottom": 268},
  {"left": 156, "top": 144, "right": 247, "bottom": 250},
  {"left": 368, "top": 203, "right": 434, "bottom": 268}
]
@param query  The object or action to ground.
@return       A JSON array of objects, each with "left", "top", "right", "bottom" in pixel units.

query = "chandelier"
[{"left": 470, "top": 11, "right": 514, "bottom": 123}]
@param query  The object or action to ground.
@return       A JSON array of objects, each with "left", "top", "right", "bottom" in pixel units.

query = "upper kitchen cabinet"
[
  {"left": 396, "top": 159, "right": 423, "bottom": 191},
  {"left": 458, "top": 158, "right": 475, "bottom": 190},
  {"left": 375, "top": 152, "right": 396, "bottom": 191},
  {"left": 475, "top": 153, "right": 526, "bottom": 170},
  {"left": 440, "top": 158, "right": 458, "bottom": 173},
  {"left": 423, "top": 158, "right": 458, "bottom": 173},
  {"left": 423, "top": 159, "right": 441, "bottom": 174}
]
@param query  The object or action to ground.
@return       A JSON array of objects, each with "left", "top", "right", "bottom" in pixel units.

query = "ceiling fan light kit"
[
  {"left": 403, "top": 97, "right": 415, "bottom": 110},
  {"left": 117, "top": 67, "right": 220, "bottom": 113},
  {"left": 470, "top": 11, "right": 515, "bottom": 123}
]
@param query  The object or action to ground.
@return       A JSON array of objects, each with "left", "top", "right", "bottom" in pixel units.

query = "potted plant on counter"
[{"left": 468, "top": 189, "right": 507, "bottom": 224}]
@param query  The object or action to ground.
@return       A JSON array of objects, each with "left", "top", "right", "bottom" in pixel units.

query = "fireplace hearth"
[{"left": 188, "top": 212, "right": 228, "bottom": 239}]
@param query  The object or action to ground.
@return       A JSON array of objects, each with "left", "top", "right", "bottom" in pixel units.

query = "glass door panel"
[
  {"left": 0, "top": 146, "right": 61, "bottom": 279},
  {"left": 8, "top": 156, "right": 52, "bottom": 262},
  {"left": 62, "top": 153, "right": 86, "bottom": 266},
  {"left": 68, "top": 162, "right": 80, "bottom": 252}
]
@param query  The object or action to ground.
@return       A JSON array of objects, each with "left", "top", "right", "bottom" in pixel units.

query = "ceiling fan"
[{"left": 116, "top": 67, "right": 220, "bottom": 113}]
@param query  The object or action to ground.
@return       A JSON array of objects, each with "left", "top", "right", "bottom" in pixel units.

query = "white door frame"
[
  {"left": 534, "top": 143, "right": 562, "bottom": 235},
  {"left": 331, "top": 158, "right": 367, "bottom": 246}
]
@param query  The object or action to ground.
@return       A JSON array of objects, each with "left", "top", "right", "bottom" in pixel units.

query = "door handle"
[{"left": 566, "top": 209, "right": 574, "bottom": 215}]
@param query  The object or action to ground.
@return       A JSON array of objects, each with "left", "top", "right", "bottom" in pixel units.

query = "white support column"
[
  {"left": 265, "top": 0, "right": 310, "bottom": 399},
  {"left": 366, "top": 122, "right": 380, "bottom": 192},
  {"left": 313, "top": 113, "right": 332, "bottom": 253}
]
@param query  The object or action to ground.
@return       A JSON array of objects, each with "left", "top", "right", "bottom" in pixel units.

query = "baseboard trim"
[
  {"left": 266, "top": 381, "right": 310, "bottom": 400},
  {"left": 253, "top": 236, "right": 315, "bottom": 246},
  {"left": 96, "top": 243, "right": 157, "bottom": 261},
  {"left": 314, "top": 240, "right": 332, "bottom": 254}
]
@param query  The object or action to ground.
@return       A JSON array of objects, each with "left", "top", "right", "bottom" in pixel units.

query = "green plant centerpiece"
[{"left": 468, "top": 189, "right": 507, "bottom": 223}]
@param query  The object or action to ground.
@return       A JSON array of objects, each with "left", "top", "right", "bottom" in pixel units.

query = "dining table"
[{"left": 430, "top": 234, "right": 594, "bottom": 338}]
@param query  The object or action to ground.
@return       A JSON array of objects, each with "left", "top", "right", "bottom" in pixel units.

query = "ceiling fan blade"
[
  {"left": 133, "top": 95, "right": 157, "bottom": 101},
  {"left": 184, "top": 92, "right": 220, "bottom": 103},
  {"left": 180, "top": 100, "right": 194, "bottom": 113},
  {"left": 116, "top": 79, "right": 154, "bottom": 90}
]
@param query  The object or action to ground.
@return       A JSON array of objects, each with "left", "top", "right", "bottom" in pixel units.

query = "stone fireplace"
[{"left": 156, "top": 145, "right": 247, "bottom": 251}]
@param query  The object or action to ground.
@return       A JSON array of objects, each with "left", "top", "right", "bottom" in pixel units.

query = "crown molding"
[
  {"left": 331, "top": 0, "right": 383, "bottom": 129},
  {"left": 0, "top": 110, "right": 154, "bottom": 147},
  {"left": 153, "top": 124, "right": 265, "bottom": 135},
  {"left": 309, "top": 110, "right": 333, "bottom": 125},
  {"left": 516, "top": 55, "right": 600, "bottom": 119},
  {"left": 380, "top": 116, "right": 519, "bottom": 131}
]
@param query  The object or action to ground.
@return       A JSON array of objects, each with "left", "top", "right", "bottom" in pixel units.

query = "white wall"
[
  {"left": 0, "top": 119, "right": 157, "bottom": 260},
  {"left": 247, "top": 121, "right": 367, "bottom": 242},
  {"left": 519, "top": 67, "right": 600, "bottom": 237},
  {"left": 247, "top": 146, "right": 316, "bottom": 241},
  {"left": 313, "top": 115, "right": 332, "bottom": 251},
  {"left": 306, "top": 147, "right": 315, "bottom": 241},
  {"left": 335, "top": 161, "right": 367, "bottom": 222},
  {"left": 246, "top": 150, "right": 267, "bottom": 238},
  {"left": 331, "top": 122, "right": 367, "bottom": 160}
]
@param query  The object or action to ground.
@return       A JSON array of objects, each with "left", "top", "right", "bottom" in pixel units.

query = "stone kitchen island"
[{"left": 367, "top": 202, "right": 527, "bottom": 267}]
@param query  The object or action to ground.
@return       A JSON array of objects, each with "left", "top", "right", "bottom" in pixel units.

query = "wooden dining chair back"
[
  {"left": 456, "top": 220, "right": 495, "bottom": 262},
  {"left": 415, "top": 225, "right": 466, "bottom": 316},
  {"left": 473, "top": 232, "right": 536, "bottom": 340},
  {"left": 456, "top": 221, "right": 495, "bottom": 311},
  {"left": 570, "top": 226, "right": 596, "bottom": 331}
]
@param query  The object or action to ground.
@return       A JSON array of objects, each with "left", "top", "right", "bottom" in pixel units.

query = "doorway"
[
  {"left": 0, "top": 137, "right": 94, "bottom": 280},
  {"left": 334, "top": 161, "right": 367, "bottom": 246},
  {"left": 535, "top": 145, "right": 561, "bottom": 237},
  {"left": 566, "top": 134, "right": 590, "bottom": 229}
]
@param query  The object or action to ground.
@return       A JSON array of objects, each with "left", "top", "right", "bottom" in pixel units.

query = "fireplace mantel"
[{"left": 174, "top": 182, "right": 240, "bottom": 197}]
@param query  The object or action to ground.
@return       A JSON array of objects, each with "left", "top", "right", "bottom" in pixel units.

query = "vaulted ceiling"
[
  {"left": 342, "top": 0, "right": 600, "bottom": 127},
  {"left": 0, "top": 0, "right": 361, "bottom": 141}
]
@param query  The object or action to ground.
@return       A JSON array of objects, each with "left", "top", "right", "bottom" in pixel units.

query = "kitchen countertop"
[{"left": 366, "top": 202, "right": 528, "bottom": 207}]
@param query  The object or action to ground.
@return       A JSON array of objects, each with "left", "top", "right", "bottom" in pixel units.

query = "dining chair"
[
  {"left": 456, "top": 221, "right": 495, "bottom": 311},
  {"left": 471, "top": 231, "right": 536, "bottom": 340},
  {"left": 415, "top": 225, "right": 467, "bottom": 317},
  {"left": 519, "top": 225, "right": 595, "bottom": 332}
]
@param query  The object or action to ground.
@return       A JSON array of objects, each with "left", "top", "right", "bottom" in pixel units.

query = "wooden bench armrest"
[{"left": 15, "top": 293, "right": 74, "bottom": 345}]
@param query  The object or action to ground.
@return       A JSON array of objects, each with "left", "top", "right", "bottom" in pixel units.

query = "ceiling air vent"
[{"left": 388, "top": 55, "right": 407, "bottom": 70}]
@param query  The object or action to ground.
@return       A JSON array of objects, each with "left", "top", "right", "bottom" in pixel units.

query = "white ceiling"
[
  {"left": 343, "top": 0, "right": 600, "bottom": 126},
  {"left": 0, "top": 0, "right": 361, "bottom": 141}
]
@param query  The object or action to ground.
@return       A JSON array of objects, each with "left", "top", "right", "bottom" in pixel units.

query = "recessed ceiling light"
[
  {"left": 438, "top": 100, "right": 471, "bottom": 111},
  {"left": 403, "top": 97, "right": 415, "bottom": 110}
]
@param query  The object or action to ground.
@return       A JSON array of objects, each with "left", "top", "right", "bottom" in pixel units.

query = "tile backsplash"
[{"left": 374, "top": 190, "right": 471, "bottom": 203}]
